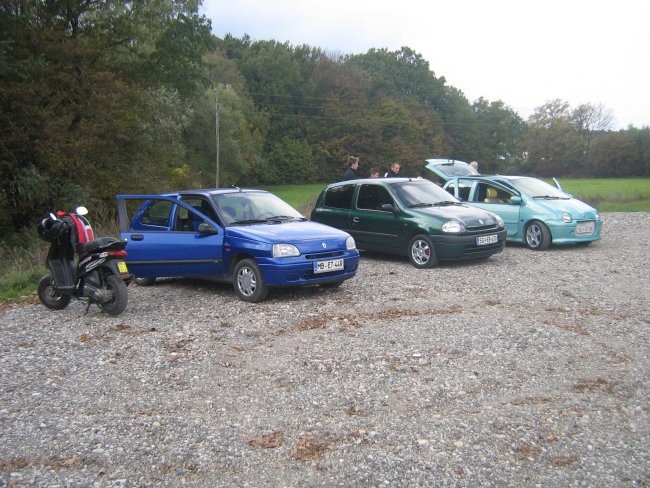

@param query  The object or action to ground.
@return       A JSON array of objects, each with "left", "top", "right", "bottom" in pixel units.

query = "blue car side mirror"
[{"left": 198, "top": 222, "right": 218, "bottom": 235}]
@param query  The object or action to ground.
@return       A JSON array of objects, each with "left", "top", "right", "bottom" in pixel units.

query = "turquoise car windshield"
[
  {"left": 511, "top": 177, "right": 570, "bottom": 199},
  {"left": 390, "top": 179, "right": 461, "bottom": 207}
]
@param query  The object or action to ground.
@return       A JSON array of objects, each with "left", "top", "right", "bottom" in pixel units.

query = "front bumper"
[
  {"left": 429, "top": 229, "right": 507, "bottom": 260},
  {"left": 257, "top": 251, "right": 360, "bottom": 287}
]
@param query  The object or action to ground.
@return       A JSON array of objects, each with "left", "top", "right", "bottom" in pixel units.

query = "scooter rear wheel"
[
  {"left": 37, "top": 275, "right": 72, "bottom": 310},
  {"left": 98, "top": 273, "right": 128, "bottom": 316}
]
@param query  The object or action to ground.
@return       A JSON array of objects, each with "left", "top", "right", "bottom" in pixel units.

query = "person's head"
[
  {"left": 347, "top": 156, "right": 359, "bottom": 169},
  {"left": 470, "top": 161, "right": 479, "bottom": 170},
  {"left": 369, "top": 167, "right": 379, "bottom": 178},
  {"left": 390, "top": 162, "right": 401, "bottom": 173}
]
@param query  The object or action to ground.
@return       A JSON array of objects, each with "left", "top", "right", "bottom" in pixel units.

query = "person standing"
[
  {"left": 470, "top": 161, "right": 479, "bottom": 173},
  {"left": 384, "top": 162, "right": 401, "bottom": 178},
  {"left": 368, "top": 168, "right": 379, "bottom": 178},
  {"left": 341, "top": 156, "right": 360, "bottom": 181}
]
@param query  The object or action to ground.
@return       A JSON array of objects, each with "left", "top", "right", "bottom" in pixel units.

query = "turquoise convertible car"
[{"left": 425, "top": 159, "right": 603, "bottom": 250}]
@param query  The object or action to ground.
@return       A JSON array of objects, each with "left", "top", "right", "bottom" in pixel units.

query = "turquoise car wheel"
[{"left": 525, "top": 221, "right": 551, "bottom": 251}]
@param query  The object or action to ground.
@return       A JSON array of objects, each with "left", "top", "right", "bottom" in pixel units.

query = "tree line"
[{"left": 1, "top": 1, "right": 649, "bottom": 235}]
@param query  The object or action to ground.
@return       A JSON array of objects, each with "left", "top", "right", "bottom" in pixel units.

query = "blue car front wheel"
[{"left": 233, "top": 258, "right": 269, "bottom": 303}]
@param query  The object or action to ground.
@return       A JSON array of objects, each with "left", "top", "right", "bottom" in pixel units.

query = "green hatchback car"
[{"left": 311, "top": 177, "right": 506, "bottom": 268}]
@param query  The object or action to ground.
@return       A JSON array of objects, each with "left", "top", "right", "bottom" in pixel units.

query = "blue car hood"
[
  {"left": 414, "top": 204, "right": 499, "bottom": 226},
  {"left": 225, "top": 220, "right": 350, "bottom": 246},
  {"left": 530, "top": 198, "right": 598, "bottom": 219}
]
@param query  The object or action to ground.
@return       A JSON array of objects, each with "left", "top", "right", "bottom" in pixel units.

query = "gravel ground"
[{"left": 1, "top": 212, "right": 648, "bottom": 487}]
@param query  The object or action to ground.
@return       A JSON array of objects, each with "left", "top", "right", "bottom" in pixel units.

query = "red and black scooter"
[{"left": 37, "top": 206, "right": 131, "bottom": 316}]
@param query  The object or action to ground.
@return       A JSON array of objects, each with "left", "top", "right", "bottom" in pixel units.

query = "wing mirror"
[
  {"left": 510, "top": 196, "right": 523, "bottom": 205},
  {"left": 381, "top": 203, "right": 400, "bottom": 215},
  {"left": 198, "top": 222, "right": 218, "bottom": 235}
]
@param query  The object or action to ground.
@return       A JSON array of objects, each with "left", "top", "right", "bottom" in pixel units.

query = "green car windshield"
[
  {"left": 511, "top": 177, "right": 570, "bottom": 199},
  {"left": 390, "top": 179, "right": 461, "bottom": 207}
]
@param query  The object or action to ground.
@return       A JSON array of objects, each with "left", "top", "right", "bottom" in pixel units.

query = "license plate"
[
  {"left": 117, "top": 261, "right": 129, "bottom": 274},
  {"left": 476, "top": 234, "right": 498, "bottom": 246},
  {"left": 313, "top": 258, "right": 344, "bottom": 274},
  {"left": 576, "top": 221, "right": 595, "bottom": 235}
]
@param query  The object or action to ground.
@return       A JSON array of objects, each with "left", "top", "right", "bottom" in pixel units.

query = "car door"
[
  {"left": 117, "top": 195, "right": 226, "bottom": 279},
  {"left": 312, "top": 184, "right": 355, "bottom": 234},
  {"left": 350, "top": 183, "right": 404, "bottom": 251},
  {"left": 465, "top": 179, "right": 521, "bottom": 238}
]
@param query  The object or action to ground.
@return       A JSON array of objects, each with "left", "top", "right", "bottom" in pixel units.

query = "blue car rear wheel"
[{"left": 233, "top": 258, "right": 269, "bottom": 303}]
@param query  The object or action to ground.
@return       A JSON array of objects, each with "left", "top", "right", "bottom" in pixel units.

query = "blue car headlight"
[
  {"left": 442, "top": 220, "right": 465, "bottom": 233},
  {"left": 561, "top": 211, "right": 572, "bottom": 223},
  {"left": 272, "top": 243, "right": 300, "bottom": 257},
  {"left": 346, "top": 236, "right": 356, "bottom": 250}
]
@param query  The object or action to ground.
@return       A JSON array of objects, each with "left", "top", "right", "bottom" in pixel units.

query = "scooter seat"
[{"left": 78, "top": 237, "right": 126, "bottom": 255}]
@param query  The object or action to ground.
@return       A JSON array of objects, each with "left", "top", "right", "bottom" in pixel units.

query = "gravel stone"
[{"left": 1, "top": 212, "right": 648, "bottom": 487}]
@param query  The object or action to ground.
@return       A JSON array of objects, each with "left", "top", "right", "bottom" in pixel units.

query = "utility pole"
[{"left": 215, "top": 87, "right": 220, "bottom": 188}]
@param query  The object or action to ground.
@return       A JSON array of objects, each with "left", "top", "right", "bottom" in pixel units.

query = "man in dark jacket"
[
  {"left": 383, "top": 162, "right": 401, "bottom": 178},
  {"left": 341, "top": 156, "right": 360, "bottom": 181}
]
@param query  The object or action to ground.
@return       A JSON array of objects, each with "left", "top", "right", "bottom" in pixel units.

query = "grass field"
[{"left": 266, "top": 178, "right": 650, "bottom": 213}]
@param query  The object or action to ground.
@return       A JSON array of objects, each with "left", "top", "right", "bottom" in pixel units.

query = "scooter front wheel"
[
  {"left": 37, "top": 275, "right": 72, "bottom": 310},
  {"left": 98, "top": 273, "right": 128, "bottom": 316}
]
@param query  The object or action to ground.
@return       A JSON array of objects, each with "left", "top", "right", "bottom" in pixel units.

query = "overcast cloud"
[{"left": 201, "top": 0, "right": 650, "bottom": 129}]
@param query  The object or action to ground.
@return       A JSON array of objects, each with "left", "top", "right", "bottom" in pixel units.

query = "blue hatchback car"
[
  {"left": 425, "top": 159, "right": 603, "bottom": 250},
  {"left": 116, "top": 188, "right": 360, "bottom": 302}
]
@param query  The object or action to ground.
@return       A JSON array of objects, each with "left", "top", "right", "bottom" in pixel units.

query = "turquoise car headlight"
[
  {"left": 442, "top": 220, "right": 465, "bottom": 233},
  {"left": 272, "top": 243, "right": 300, "bottom": 257},
  {"left": 346, "top": 236, "right": 356, "bottom": 250},
  {"left": 561, "top": 211, "right": 572, "bottom": 223}
]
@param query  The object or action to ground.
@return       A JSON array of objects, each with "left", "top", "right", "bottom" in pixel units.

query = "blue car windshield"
[
  {"left": 390, "top": 179, "right": 461, "bottom": 207},
  {"left": 212, "top": 192, "right": 305, "bottom": 225},
  {"left": 511, "top": 177, "right": 570, "bottom": 199}
]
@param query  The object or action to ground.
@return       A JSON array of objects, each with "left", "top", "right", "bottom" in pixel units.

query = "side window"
[
  {"left": 178, "top": 197, "right": 219, "bottom": 230},
  {"left": 140, "top": 200, "right": 173, "bottom": 227},
  {"left": 455, "top": 179, "right": 473, "bottom": 201},
  {"left": 475, "top": 183, "right": 513, "bottom": 204},
  {"left": 357, "top": 184, "right": 393, "bottom": 211},
  {"left": 324, "top": 185, "right": 354, "bottom": 209}
]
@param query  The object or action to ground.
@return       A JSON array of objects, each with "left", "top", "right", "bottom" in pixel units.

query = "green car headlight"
[{"left": 442, "top": 220, "right": 465, "bottom": 233}]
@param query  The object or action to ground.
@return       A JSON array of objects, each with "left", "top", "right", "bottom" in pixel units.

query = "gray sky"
[{"left": 201, "top": 0, "right": 650, "bottom": 129}]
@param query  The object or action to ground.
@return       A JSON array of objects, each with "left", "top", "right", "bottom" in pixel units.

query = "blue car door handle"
[{"left": 131, "top": 235, "right": 144, "bottom": 241}]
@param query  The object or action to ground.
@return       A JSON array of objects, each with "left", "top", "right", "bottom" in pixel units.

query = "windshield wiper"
[
  {"left": 263, "top": 215, "right": 303, "bottom": 222},
  {"left": 409, "top": 203, "right": 434, "bottom": 208},
  {"left": 432, "top": 201, "right": 462, "bottom": 206},
  {"left": 533, "top": 195, "right": 568, "bottom": 200},
  {"left": 231, "top": 219, "right": 266, "bottom": 225}
]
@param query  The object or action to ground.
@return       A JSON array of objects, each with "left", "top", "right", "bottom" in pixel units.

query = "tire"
[
  {"left": 408, "top": 234, "right": 438, "bottom": 269},
  {"left": 37, "top": 275, "right": 72, "bottom": 310},
  {"left": 233, "top": 258, "right": 269, "bottom": 303},
  {"left": 134, "top": 277, "right": 157, "bottom": 286},
  {"left": 98, "top": 273, "right": 129, "bottom": 316},
  {"left": 524, "top": 221, "right": 551, "bottom": 250}
]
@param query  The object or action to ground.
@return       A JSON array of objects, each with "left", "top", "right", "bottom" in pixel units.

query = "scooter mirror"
[
  {"left": 75, "top": 206, "right": 89, "bottom": 216},
  {"left": 49, "top": 212, "right": 57, "bottom": 220}
]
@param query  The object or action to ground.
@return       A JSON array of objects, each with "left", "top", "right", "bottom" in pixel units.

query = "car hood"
[
  {"left": 225, "top": 220, "right": 351, "bottom": 247},
  {"left": 413, "top": 204, "right": 500, "bottom": 226},
  {"left": 529, "top": 197, "right": 599, "bottom": 219}
]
